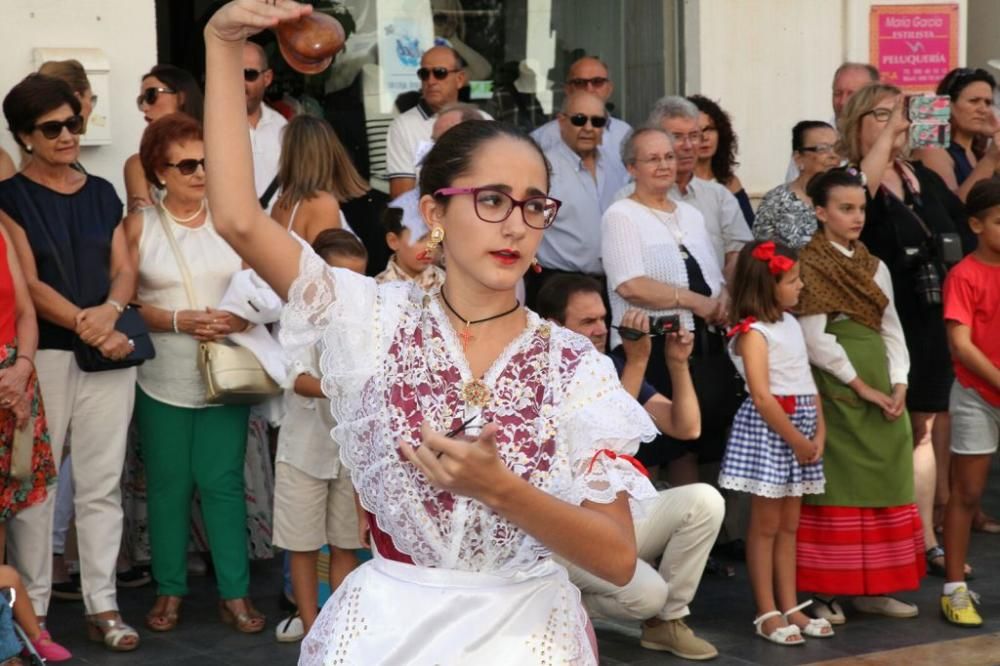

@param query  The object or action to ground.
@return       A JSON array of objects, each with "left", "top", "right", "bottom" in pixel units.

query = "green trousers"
[{"left": 135, "top": 387, "right": 251, "bottom": 598}]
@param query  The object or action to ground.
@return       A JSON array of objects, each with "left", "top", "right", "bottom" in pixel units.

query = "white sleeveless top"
[
  {"left": 135, "top": 205, "right": 243, "bottom": 407},
  {"left": 729, "top": 312, "right": 818, "bottom": 396}
]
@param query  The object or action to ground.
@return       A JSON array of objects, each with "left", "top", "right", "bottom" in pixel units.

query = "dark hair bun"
[{"left": 805, "top": 166, "right": 866, "bottom": 208}]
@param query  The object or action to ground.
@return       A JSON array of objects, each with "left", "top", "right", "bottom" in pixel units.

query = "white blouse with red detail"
[{"left": 280, "top": 243, "right": 658, "bottom": 574}]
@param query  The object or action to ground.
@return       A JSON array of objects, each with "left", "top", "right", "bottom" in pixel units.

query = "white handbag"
[{"left": 155, "top": 206, "right": 280, "bottom": 405}]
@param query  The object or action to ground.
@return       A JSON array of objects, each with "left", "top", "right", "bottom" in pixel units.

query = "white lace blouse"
[{"left": 280, "top": 245, "right": 658, "bottom": 574}]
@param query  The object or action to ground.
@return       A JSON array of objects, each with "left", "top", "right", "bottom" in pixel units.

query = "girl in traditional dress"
[
  {"left": 795, "top": 168, "right": 925, "bottom": 623},
  {"left": 204, "top": 3, "right": 658, "bottom": 664},
  {"left": 719, "top": 240, "right": 830, "bottom": 646}
]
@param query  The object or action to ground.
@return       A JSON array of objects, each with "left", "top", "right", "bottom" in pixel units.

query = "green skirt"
[{"left": 805, "top": 319, "right": 913, "bottom": 508}]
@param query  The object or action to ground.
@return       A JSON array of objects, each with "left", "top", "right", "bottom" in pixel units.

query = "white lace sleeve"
[{"left": 558, "top": 347, "right": 658, "bottom": 511}]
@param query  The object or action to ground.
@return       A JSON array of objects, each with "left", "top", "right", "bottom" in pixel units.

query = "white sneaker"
[
  {"left": 853, "top": 595, "right": 919, "bottom": 618},
  {"left": 275, "top": 613, "right": 305, "bottom": 642}
]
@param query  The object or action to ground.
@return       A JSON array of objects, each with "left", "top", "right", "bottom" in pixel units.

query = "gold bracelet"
[{"left": 674, "top": 286, "right": 680, "bottom": 308}]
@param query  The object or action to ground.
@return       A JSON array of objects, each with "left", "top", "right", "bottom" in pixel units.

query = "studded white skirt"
[{"left": 298, "top": 549, "right": 597, "bottom": 666}]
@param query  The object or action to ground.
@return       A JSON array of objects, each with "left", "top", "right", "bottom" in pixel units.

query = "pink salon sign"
[{"left": 870, "top": 4, "right": 959, "bottom": 92}]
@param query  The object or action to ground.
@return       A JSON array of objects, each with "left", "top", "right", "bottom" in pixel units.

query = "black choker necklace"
[{"left": 440, "top": 289, "right": 520, "bottom": 352}]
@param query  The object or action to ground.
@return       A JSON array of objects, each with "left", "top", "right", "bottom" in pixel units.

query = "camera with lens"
[{"left": 650, "top": 314, "right": 681, "bottom": 336}]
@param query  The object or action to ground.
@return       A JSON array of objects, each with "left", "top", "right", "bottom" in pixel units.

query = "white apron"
[{"left": 298, "top": 549, "right": 597, "bottom": 666}]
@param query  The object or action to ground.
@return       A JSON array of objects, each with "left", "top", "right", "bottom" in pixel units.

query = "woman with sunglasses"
[
  {"left": 603, "top": 127, "right": 737, "bottom": 483},
  {"left": 842, "top": 82, "right": 974, "bottom": 593},
  {"left": 123, "top": 112, "right": 263, "bottom": 635},
  {"left": 205, "top": 3, "right": 657, "bottom": 664},
  {"left": 915, "top": 68, "right": 1000, "bottom": 202},
  {"left": 755, "top": 121, "right": 842, "bottom": 249},
  {"left": 0, "top": 74, "right": 140, "bottom": 652},
  {"left": 124, "top": 65, "right": 204, "bottom": 214}
]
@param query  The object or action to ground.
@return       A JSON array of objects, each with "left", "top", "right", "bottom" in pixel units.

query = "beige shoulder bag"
[{"left": 155, "top": 206, "right": 280, "bottom": 404}]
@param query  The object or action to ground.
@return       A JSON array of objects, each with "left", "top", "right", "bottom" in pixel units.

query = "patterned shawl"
[{"left": 795, "top": 234, "right": 888, "bottom": 331}]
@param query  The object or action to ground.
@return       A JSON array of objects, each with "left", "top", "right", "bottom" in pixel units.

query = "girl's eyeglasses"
[{"left": 433, "top": 187, "right": 561, "bottom": 230}]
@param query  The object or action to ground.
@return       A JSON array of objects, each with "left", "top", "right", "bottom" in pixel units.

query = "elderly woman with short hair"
[
  {"left": 603, "top": 126, "right": 740, "bottom": 484},
  {"left": 0, "top": 73, "right": 139, "bottom": 652},
  {"left": 124, "top": 112, "right": 263, "bottom": 635}
]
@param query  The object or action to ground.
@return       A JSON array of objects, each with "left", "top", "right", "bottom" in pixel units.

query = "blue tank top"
[{"left": 945, "top": 142, "right": 974, "bottom": 185}]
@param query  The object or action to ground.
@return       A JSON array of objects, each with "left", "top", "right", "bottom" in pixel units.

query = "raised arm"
[{"left": 203, "top": 0, "right": 311, "bottom": 299}]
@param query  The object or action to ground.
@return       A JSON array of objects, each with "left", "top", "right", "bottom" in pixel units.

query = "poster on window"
[
  {"left": 377, "top": 0, "right": 434, "bottom": 113},
  {"left": 869, "top": 4, "right": 959, "bottom": 93}
]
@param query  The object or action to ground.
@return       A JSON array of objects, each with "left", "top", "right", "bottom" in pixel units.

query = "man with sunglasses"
[
  {"left": 532, "top": 56, "right": 633, "bottom": 158},
  {"left": 525, "top": 92, "right": 629, "bottom": 308},
  {"left": 386, "top": 46, "right": 489, "bottom": 199},
  {"left": 244, "top": 41, "right": 286, "bottom": 210}
]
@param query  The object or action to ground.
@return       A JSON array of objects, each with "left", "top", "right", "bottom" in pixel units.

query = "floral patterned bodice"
[{"left": 281, "top": 246, "right": 657, "bottom": 574}]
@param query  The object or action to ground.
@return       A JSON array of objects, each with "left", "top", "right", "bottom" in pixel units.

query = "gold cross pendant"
[{"left": 458, "top": 321, "right": 474, "bottom": 352}]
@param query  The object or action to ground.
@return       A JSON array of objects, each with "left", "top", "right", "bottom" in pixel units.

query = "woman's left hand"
[
  {"left": 883, "top": 383, "right": 907, "bottom": 421},
  {"left": 75, "top": 303, "right": 119, "bottom": 346},
  {"left": 399, "top": 422, "right": 510, "bottom": 504},
  {"left": 204, "top": 309, "right": 249, "bottom": 339},
  {"left": 98, "top": 331, "right": 134, "bottom": 361},
  {"left": 10, "top": 396, "right": 30, "bottom": 429},
  {"left": 0, "top": 361, "right": 31, "bottom": 410}
]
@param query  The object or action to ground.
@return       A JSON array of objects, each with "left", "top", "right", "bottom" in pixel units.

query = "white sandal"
[
  {"left": 783, "top": 600, "right": 835, "bottom": 638},
  {"left": 86, "top": 615, "right": 140, "bottom": 652},
  {"left": 753, "top": 610, "right": 804, "bottom": 646}
]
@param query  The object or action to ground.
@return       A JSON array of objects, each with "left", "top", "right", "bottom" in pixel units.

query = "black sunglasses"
[
  {"left": 137, "top": 86, "right": 177, "bottom": 109},
  {"left": 567, "top": 76, "right": 610, "bottom": 89},
  {"left": 33, "top": 115, "right": 85, "bottom": 139},
  {"left": 244, "top": 68, "right": 269, "bottom": 82},
  {"left": 567, "top": 113, "right": 607, "bottom": 128},
  {"left": 165, "top": 158, "right": 205, "bottom": 176},
  {"left": 418, "top": 66, "right": 461, "bottom": 81}
]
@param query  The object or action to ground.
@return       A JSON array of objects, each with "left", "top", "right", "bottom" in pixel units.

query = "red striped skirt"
[{"left": 796, "top": 504, "right": 925, "bottom": 596}]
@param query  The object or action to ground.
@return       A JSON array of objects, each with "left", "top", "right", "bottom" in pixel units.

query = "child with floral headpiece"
[{"left": 719, "top": 240, "right": 830, "bottom": 646}]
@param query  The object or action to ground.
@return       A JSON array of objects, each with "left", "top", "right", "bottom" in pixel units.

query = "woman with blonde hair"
[
  {"left": 839, "top": 82, "right": 973, "bottom": 588},
  {"left": 38, "top": 60, "right": 97, "bottom": 133},
  {"left": 270, "top": 114, "right": 368, "bottom": 244}
]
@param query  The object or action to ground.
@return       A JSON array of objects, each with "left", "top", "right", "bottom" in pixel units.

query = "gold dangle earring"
[{"left": 425, "top": 226, "right": 445, "bottom": 252}]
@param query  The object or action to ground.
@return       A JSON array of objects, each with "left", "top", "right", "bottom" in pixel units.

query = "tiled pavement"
[{"left": 47, "top": 458, "right": 1000, "bottom": 665}]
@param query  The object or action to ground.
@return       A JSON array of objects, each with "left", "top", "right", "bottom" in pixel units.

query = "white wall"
[
  {"left": 0, "top": 0, "right": 158, "bottom": 201},
  {"left": 685, "top": 0, "right": 967, "bottom": 198}
]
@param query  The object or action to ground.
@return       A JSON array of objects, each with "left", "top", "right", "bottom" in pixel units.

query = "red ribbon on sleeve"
[
  {"left": 751, "top": 241, "right": 795, "bottom": 275},
  {"left": 727, "top": 316, "right": 757, "bottom": 338},
  {"left": 586, "top": 449, "right": 650, "bottom": 478}
]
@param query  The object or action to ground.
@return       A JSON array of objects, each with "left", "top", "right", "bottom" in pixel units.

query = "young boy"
[
  {"left": 940, "top": 178, "right": 1000, "bottom": 627},
  {"left": 375, "top": 205, "right": 445, "bottom": 289},
  {"left": 273, "top": 230, "right": 368, "bottom": 638}
]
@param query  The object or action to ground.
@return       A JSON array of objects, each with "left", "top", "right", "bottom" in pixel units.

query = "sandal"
[
  {"left": 219, "top": 598, "right": 266, "bottom": 634},
  {"left": 972, "top": 513, "right": 1000, "bottom": 534},
  {"left": 783, "top": 600, "right": 834, "bottom": 638},
  {"left": 811, "top": 596, "right": 846, "bottom": 625},
  {"left": 753, "top": 610, "right": 804, "bottom": 646},
  {"left": 146, "top": 595, "right": 183, "bottom": 632},
  {"left": 926, "top": 545, "right": 974, "bottom": 579},
  {"left": 85, "top": 614, "right": 140, "bottom": 651}
]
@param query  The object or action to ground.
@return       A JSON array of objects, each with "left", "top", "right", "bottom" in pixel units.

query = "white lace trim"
[
  {"left": 718, "top": 474, "right": 825, "bottom": 498},
  {"left": 281, "top": 247, "right": 657, "bottom": 575}
]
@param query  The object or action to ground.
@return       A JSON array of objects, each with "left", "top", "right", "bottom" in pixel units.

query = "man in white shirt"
[
  {"left": 526, "top": 92, "right": 629, "bottom": 306},
  {"left": 641, "top": 96, "right": 752, "bottom": 280},
  {"left": 244, "top": 41, "right": 287, "bottom": 208},
  {"left": 532, "top": 56, "right": 632, "bottom": 157},
  {"left": 784, "top": 62, "right": 878, "bottom": 182},
  {"left": 386, "top": 46, "right": 470, "bottom": 199}
]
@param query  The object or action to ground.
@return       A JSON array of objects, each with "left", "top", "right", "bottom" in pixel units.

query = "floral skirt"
[{"left": 0, "top": 343, "right": 57, "bottom": 522}]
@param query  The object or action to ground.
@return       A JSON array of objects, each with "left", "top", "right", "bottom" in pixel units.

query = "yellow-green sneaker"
[{"left": 941, "top": 585, "right": 982, "bottom": 627}]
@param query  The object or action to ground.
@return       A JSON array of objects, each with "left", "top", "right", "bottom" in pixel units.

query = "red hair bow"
[
  {"left": 587, "top": 449, "right": 650, "bottom": 478},
  {"left": 751, "top": 241, "right": 795, "bottom": 275},
  {"left": 727, "top": 316, "right": 757, "bottom": 338}
]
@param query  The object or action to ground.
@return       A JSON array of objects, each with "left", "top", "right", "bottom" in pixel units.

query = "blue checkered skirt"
[{"left": 718, "top": 396, "right": 825, "bottom": 498}]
